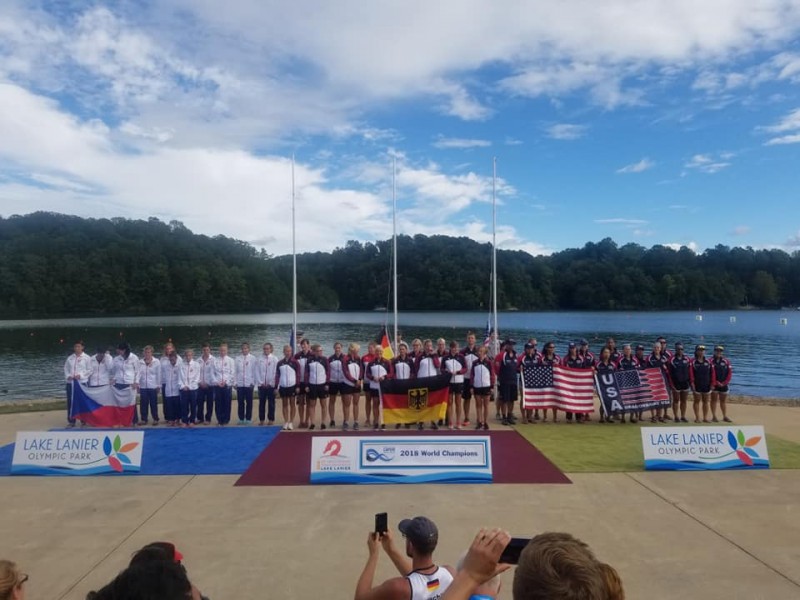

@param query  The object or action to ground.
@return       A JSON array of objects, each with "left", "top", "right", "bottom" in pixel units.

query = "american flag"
[
  {"left": 522, "top": 364, "right": 596, "bottom": 413},
  {"left": 596, "top": 367, "right": 671, "bottom": 414}
]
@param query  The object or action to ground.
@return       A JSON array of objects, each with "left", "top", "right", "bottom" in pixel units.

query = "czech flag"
[
  {"left": 69, "top": 381, "right": 137, "bottom": 427},
  {"left": 379, "top": 373, "right": 449, "bottom": 425},
  {"left": 377, "top": 326, "right": 395, "bottom": 360}
]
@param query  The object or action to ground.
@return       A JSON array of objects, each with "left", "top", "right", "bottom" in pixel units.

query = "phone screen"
[
  {"left": 499, "top": 538, "right": 529, "bottom": 565},
  {"left": 375, "top": 512, "right": 388, "bottom": 534}
]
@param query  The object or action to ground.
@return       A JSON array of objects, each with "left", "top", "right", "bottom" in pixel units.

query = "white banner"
[
  {"left": 641, "top": 426, "right": 769, "bottom": 471},
  {"left": 310, "top": 436, "right": 492, "bottom": 484},
  {"left": 12, "top": 431, "right": 145, "bottom": 475}
]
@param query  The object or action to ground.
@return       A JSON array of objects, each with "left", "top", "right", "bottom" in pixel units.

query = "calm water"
[{"left": 0, "top": 311, "right": 798, "bottom": 402}]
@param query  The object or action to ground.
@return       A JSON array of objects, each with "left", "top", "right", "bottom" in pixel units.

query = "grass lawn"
[{"left": 514, "top": 422, "right": 800, "bottom": 472}]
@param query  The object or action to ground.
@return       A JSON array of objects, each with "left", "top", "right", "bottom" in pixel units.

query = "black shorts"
[
  {"left": 328, "top": 382, "right": 343, "bottom": 396},
  {"left": 472, "top": 386, "right": 490, "bottom": 396},
  {"left": 499, "top": 384, "right": 518, "bottom": 403},
  {"left": 672, "top": 381, "right": 690, "bottom": 391},
  {"left": 342, "top": 383, "right": 360, "bottom": 394},
  {"left": 714, "top": 385, "right": 729, "bottom": 393},
  {"left": 462, "top": 381, "right": 472, "bottom": 400},
  {"left": 307, "top": 384, "right": 327, "bottom": 400},
  {"left": 368, "top": 387, "right": 380, "bottom": 399},
  {"left": 279, "top": 386, "right": 296, "bottom": 398},
  {"left": 694, "top": 385, "right": 712, "bottom": 394},
  {"left": 449, "top": 383, "right": 464, "bottom": 394}
]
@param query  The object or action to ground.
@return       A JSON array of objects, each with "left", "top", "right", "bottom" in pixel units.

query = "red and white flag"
[{"left": 522, "top": 364, "right": 595, "bottom": 413}]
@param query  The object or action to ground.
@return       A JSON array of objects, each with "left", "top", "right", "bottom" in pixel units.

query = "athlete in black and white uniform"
[
  {"left": 442, "top": 341, "right": 467, "bottom": 429},
  {"left": 459, "top": 332, "right": 479, "bottom": 426},
  {"left": 305, "top": 344, "right": 329, "bottom": 430},
  {"left": 667, "top": 342, "right": 690, "bottom": 423},
  {"left": 342, "top": 343, "right": 363, "bottom": 431},
  {"left": 366, "top": 344, "right": 392, "bottom": 430},
  {"left": 327, "top": 342, "right": 346, "bottom": 428}
]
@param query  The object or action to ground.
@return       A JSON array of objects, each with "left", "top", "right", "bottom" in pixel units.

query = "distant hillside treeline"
[{"left": 0, "top": 212, "right": 798, "bottom": 318}]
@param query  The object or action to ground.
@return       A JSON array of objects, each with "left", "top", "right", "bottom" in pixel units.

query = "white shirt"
[
  {"left": 160, "top": 354, "right": 183, "bottom": 385},
  {"left": 139, "top": 359, "right": 161, "bottom": 389},
  {"left": 234, "top": 354, "right": 256, "bottom": 387},
  {"left": 442, "top": 355, "right": 467, "bottom": 384},
  {"left": 112, "top": 353, "right": 140, "bottom": 385},
  {"left": 416, "top": 356, "right": 439, "bottom": 378},
  {"left": 88, "top": 353, "right": 114, "bottom": 386},
  {"left": 328, "top": 353, "right": 346, "bottom": 383},
  {"left": 179, "top": 359, "right": 201, "bottom": 391},
  {"left": 214, "top": 355, "right": 235, "bottom": 386},
  {"left": 256, "top": 353, "right": 278, "bottom": 387},
  {"left": 471, "top": 360, "right": 493, "bottom": 388},
  {"left": 407, "top": 567, "right": 453, "bottom": 600},
  {"left": 367, "top": 361, "right": 388, "bottom": 390},
  {"left": 163, "top": 361, "right": 182, "bottom": 397},
  {"left": 197, "top": 354, "right": 216, "bottom": 387},
  {"left": 64, "top": 352, "right": 93, "bottom": 383}
]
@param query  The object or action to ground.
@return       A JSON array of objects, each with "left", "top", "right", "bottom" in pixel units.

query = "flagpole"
[
  {"left": 392, "top": 156, "right": 398, "bottom": 351},
  {"left": 292, "top": 154, "right": 298, "bottom": 354},
  {"left": 492, "top": 157, "right": 499, "bottom": 356}
]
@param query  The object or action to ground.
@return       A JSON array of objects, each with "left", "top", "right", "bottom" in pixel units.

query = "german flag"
[
  {"left": 380, "top": 373, "right": 450, "bottom": 425},
  {"left": 377, "top": 326, "right": 395, "bottom": 360},
  {"left": 426, "top": 579, "right": 440, "bottom": 592}
]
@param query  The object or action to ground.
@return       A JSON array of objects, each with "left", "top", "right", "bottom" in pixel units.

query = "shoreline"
[{"left": 1, "top": 393, "right": 798, "bottom": 415}]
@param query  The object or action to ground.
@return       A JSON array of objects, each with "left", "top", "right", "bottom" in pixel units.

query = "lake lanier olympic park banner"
[
  {"left": 310, "top": 436, "right": 492, "bottom": 484},
  {"left": 641, "top": 425, "right": 769, "bottom": 470},
  {"left": 11, "top": 431, "right": 144, "bottom": 475}
]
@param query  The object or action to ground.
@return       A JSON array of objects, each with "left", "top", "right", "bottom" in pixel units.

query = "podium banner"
[
  {"left": 12, "top": 431, "right": 144, "bottom": 475},
  {"left": 310, "top": 435, "right": 492, "bottom": 484},
  {"left": 641, "top": 426, "right": 769, "bottom": 471}
]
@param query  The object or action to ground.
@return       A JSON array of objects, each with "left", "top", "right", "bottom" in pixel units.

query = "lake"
[{"left": 0, "top": 310, "right": 797, "bottom": 403}]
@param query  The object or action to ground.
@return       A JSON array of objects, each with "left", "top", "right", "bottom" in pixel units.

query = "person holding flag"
[{"left": 64, "top": 340, "right": 92, "bottom": 427}]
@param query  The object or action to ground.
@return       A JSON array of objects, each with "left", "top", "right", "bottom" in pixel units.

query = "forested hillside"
[{"left": 0, "top": 212, "right": 797, "bottom": 318}]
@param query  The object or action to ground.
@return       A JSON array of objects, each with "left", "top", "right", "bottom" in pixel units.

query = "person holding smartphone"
[{"left": 355, "top": 516, "right": 455, "bottom": 600}]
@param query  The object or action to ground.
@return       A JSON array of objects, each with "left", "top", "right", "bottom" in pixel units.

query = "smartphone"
[
  {"left": 375, "top": 512, "right": 388, "bottom": 535},
  {"left": 499, "top": 538, "right": 530, "bottom": 565}
]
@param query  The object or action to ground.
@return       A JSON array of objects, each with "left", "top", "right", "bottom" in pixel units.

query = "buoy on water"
[
  {"left": 695, "top": 315, "right": 703, "bottom": 321},
  {"left": 730, "top": 316, "right": 736, "bottom": 323},
  {"left": 780, "top": 318, "right": 788, "bottom": 325}
]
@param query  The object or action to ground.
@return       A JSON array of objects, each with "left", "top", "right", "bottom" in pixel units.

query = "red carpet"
[{"left": 235, "top": 429, "right": 570, "bottom": 486}]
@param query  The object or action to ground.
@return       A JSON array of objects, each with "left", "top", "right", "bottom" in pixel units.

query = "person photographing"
[{"left": 355, "top": 516, "right": 455, "bottom": 600}]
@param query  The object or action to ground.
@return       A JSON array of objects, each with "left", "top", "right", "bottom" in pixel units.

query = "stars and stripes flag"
[
  {"left": 522, "top": 364, "right": 596, "bottom": 413},
  {"left": 596, "top": 367, "right": 671, "bottom": 414}
]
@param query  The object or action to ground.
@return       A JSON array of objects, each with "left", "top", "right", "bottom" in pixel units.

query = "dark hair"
[
  {"left": 86, "top": 561, "right": 191, "bottom": 600},
  {"left": 409, "top": 535, "right": 438, "bottom": 556},
  {"left": 513, "top": 532, "right": 613, "bottom": 600},
  {"left": 117, "top": 342, "right": 131, "bottom": 359},
  {"left": 130, "top": 542, "right": 178, "bottom": 567}
]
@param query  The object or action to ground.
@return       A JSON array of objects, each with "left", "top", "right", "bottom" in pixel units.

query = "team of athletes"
[{"left": 62, "top": 332, "right": 733, "bottom": 430}]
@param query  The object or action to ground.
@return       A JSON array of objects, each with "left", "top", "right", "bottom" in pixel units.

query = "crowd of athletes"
[{"left": 62, "top": 332, "right": 733, "bottom": 429}]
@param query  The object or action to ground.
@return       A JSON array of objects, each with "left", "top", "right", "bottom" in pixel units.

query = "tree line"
[{"left": 0, "top": 212, "right": 797, "bottom": 318}]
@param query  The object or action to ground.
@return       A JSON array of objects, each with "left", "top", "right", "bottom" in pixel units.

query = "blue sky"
[{"left": 1, "top": 0, "right": 799, "bottom": 255}]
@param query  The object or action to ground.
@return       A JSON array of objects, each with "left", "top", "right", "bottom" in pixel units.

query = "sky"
[{"left": 1, "top": 0, "right": 800, "bottom": 256}]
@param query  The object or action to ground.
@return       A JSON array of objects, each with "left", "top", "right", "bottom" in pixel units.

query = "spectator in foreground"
[
  {"left": 443, "top": 529, "right": 624, "bottom": 600},
  {"left": 86, "top": 561, "right": 198, "bottom": 600},
  {"left": 0, "top": 560, "right": 27, "bottom": 600},
  {"left": 456, "top": 551, "right": 502, "bottom": 599},
  {"left": 355, "top": 516, "right": 455, "bottom": 600}
]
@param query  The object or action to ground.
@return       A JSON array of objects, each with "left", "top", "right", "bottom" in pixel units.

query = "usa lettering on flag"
[
  {"left": 522, "top": 364, "right": 596, "bottom": 413},
  {"left": 595, "top": 367, "right": 671, "bottom": 415}
]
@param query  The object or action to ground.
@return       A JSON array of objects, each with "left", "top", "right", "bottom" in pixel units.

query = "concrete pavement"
[{"left": 0, "top": 404, "right": 798, "bottom": 599}]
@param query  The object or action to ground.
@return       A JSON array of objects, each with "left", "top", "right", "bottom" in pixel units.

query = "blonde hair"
[
  {"left": 349, "top": 342, "right": 360, "bottom": 354},
  {"left": 0, "top": 560, "right": 22, "bottom": 600}
]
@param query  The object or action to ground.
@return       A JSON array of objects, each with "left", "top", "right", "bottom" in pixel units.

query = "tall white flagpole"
[
  {"left": 392, "top": 156, "right": 398, "bottom": 351},
  {"left": 492, "top": 157, "right": 499, "bottom": 355},
  {"left": 292, "top": 154, "right": 298, "bottom": 354}
]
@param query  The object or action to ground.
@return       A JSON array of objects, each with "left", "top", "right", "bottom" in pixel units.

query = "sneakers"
[
  {"left": 342, "top": 421, "right": 350, "bottom": 431},
  {"left": 417, "top": 422, "right": 424, "bottom": 431},
  {"left": 309, "top": 424, "right": 316, "bottom": 430},
  {"left": 67, "top": 422, "right": 76, "bottom": 428},
  {"left": 712, "top": 417, "right": 719, "bottom": 423},
  {"left": 395, "top": 423, "right": 402, "bottom": 429},
  {"left": 238, "top": 419, "right": 246, "bottom": 425},
  {"left": 475, "top": 422, "right": 483, "bottom": 430},
  {"left": 501, "top": 417, "right": 510, "bottom": 426},
  {"left": 380, "top": 424, "right": 386, "bottom": 430},
  {"left": 681, "top": 417, "right": 689, "bottom": 423},
  {"left": 482, "top": 423, "right": 489, "bottom": 431},
  {"left": 462, "top": 420, "right": 470, "bottom": 427},
  {"left": 430, "top": 422, "right": 439, "bottom": 430},
  {"left": 320, "top": 424, "right": 327, "bottom": 430},
  {"left": 329, "top": 420, "right": 336, "bottom": 428},
  {"left": 723, "top": 416, "right": 733, "bottom": 423},
  {"left": 353, "top": 422, "right": 360, "bottom": 431}
]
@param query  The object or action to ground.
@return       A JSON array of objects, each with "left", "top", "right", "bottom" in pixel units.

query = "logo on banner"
[
  {"left": 365, "top": 447, "right": 396, "bottom": 462},
  {"left": 12, "top": 431, "right": 144, "bottom": 475},
  {"left": 408, "top": 388, "right": 429, "bottom": 410},
  {"left": 641, "top": 425, "right": 769, "bottom": 471},
  {"left": 316, "top": 438, "right": 352, "bottom": 472},
  {"left": 727, "top": 429, "right": 762, "bottom": 466}
]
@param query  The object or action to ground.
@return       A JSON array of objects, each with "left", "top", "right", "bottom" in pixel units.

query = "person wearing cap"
[
  {"left": 657, "top": 336, "right": 673, "bottom": 361},
  {"left": 518, "top": 340, "right": 541, "bottom": 424},
  {"left": 711, "top": 345, "right": 733, "bottom": 423},
  {"left": 578, "top": 338, "right": 596, "bottom": 369},
  {"left": 538, "top": 342, "right": 560, "bottom": 422},
  {"left": 494, "top": 339, "right": 519, "bottom": 426},
  {"left": 562, "top": 343, "right": 584, "bottom": 423},
  {"left": 689, "top": 344, "right": 716, "bottom": 423},
  {"left": 355, "top": 516, "right": 455, "bottom": 600},
  {"left": 645, "top": 342, "right": 670, "bottom": 423},
  {"left": 667, "top": 343, "right": 691, "bottom": 423}
]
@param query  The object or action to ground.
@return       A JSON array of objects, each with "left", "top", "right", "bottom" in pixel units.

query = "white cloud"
[
  {"left": 684, "top": 153, "right": 731, "bottom": 173},
  {"left": 760, "top": 107, "right": 800, "bottom": 145},
  {"left": 504, "top": 137, "right": 523, "bottom": 146},
  {"left": 765, "top": 133, "right": 800, "bottom": 145},
  {"left": 665, "top": 241, "right": 699, "bottom": 252},
  {"left": 616, "top": 158, "right": 655, "bottom": 174},
  {"left": 432, "top": 136, "right": 492, "bottom": 149},
  {"left": 545, "top": 123, "right": 587, "bottom": 140},
  {"left": 786, "top": 231, "right": 800, "bottom": 248},
  {"left": 595, "top": 218, "right": 648, "bottom": 225},
  {"left": 731, "top": 225, "right": 751, "bottom": 236}
]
